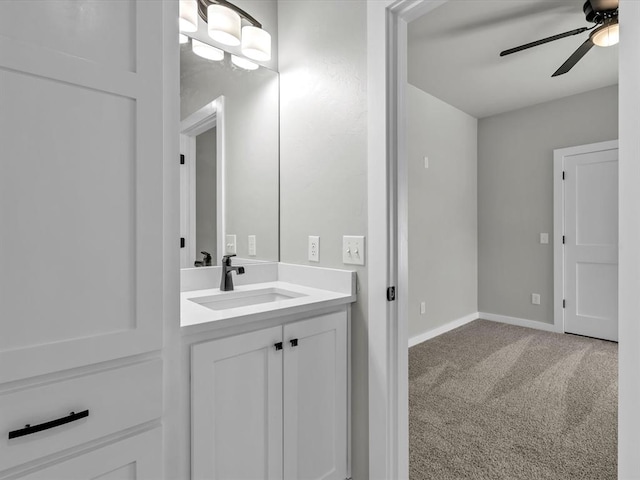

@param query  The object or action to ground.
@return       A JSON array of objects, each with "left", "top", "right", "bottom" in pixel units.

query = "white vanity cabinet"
[{"left": 191, "top": 310, "right": 348, "bottom": 480}]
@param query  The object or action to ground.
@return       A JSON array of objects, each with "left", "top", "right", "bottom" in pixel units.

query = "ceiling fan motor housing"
[{"left": 583, "top": 0, "right": 618, "bottom": 24}]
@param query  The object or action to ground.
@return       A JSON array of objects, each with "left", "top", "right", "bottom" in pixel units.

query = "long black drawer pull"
[{"left": 8, "top": 410, "right": 89, "bottom": 439}]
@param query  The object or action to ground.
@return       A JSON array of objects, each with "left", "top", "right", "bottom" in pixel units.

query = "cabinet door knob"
[
  {"left": 290, "top": 339, "right": 298, "bottom": 347},
  {"left": 274, "top": 342, "right": 283, "bottom": 351}
]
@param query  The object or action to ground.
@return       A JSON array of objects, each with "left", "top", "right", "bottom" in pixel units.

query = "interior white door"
[
  {"left": 283, "top": 312, "right": 348, "bottom": 480},
  {"left": 191, "top": 326, "right": 284, "bottom": 480},
  {"left": 564, "top": 144, "right": 619, "bottom": 341},
  {"left": 0, "top": 1, "right": 164, "bottom": 382}
]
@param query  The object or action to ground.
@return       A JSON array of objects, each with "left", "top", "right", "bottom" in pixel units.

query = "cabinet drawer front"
[
  {"left": 1, "top": 359, "right": 162, "bottom": 472},
  {"left": 16, "top": 427, "right": 162, "bottom": 480}
]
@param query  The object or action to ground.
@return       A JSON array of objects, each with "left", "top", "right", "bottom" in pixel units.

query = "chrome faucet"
[{"left": 220, "top": 254, "right": 245, "bottom": 291}]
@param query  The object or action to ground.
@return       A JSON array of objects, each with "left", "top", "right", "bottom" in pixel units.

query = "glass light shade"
[
  {"left": 192, "top": 39, "right": 224, "bottom": 61},
  {"left": 207, "top": 5, "right": 241, "bottom": 46},
  {"left": 179, "top": 0, "right": 198, "bottom": 33},
  {"left": 592, "top": 22, "right": 619, "bottom": 47},
  {"left": 179, "top": 33, "right": 189, "bottom": 44},
  {"left": 231, "top": 55, "right": 259, "bottom": 71},
  {"left": 241, "top": 26, "right": 272, "bottom": 62}
]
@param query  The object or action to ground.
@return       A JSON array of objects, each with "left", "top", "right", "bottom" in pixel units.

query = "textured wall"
[
  {"left": 407, "top": 84, "right": 478, "bottom": 339},
  {"left": 478, "top": 85, "right": 619, "bottom": 324},
  {"left": 278, "top": 0, "right": 369, "bottom": 477}
]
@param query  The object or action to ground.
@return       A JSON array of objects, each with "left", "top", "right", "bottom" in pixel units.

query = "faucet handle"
[{"left": 221, "top": 254, "right": 236, "bottom": 265}]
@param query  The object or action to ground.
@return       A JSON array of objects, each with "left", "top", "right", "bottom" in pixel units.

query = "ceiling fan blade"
[
  {"left": 500, "top": 27, "right": 589, "bottom": 57},
  {"left": 552, "top": 38, "right": 595, "bottom": 77}
]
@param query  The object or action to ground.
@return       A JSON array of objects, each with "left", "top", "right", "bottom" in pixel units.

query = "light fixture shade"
[
  {"left": 231, "top": 55, "right": 259, "bottom": 71},
  {"left": 179, "top": 33, "right": 189, "bottom": 44},
  {"left": 592, "top": 21, "right": 619, "bottom": 47},
  {"left": 207, "top": 5, "right": 241, "bottom": 46},
  {"left": 193, "top": 39, "right": 224, "bottom": 61},
  {"left": 179, "top": 0, "right": 198, "bottom": 33},
  {"left": 241, "top": 26, "right": 272, "bottom": 62}
]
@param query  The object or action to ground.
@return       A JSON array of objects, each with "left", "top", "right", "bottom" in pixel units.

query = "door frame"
[
  {"left": 179, "top": 96, "right": 226, "bottom": 267},
  {"left": 369, "top": 0, "right": 640, "bottom": 479},
  {"left": 553, "top": 139, "right": 619, "bottom": 335}
]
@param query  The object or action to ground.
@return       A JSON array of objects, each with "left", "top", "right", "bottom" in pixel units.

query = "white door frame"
[
  {"left": 553, "top": 139, "right": 619, "bottom": 335},
  {"left": 180, "top": 96, "right": 226, "bottom": 267},
  {"left": 369, "top": 1, "right": 640, "bottom": 479}
]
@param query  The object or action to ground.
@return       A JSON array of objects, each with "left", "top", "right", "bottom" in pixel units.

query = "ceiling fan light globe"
[{"left": 592, "top": 22, "right": 619, "bottom": 47}]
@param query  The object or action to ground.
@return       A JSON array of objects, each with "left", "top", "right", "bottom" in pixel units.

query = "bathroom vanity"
[{"left": 180, "top": 263, "right": 356, "bottom": 480}]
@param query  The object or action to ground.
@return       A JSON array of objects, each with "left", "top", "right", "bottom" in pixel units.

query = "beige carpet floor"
[{"left": 409, "top": 319, "right": 617, "bottom": 480}]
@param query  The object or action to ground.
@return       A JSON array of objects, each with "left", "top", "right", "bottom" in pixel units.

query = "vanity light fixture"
[
  {"left": 186, "top": 0, "right": 271, "bottom": 62},
  {"left": 179, "top": 0, "right": 198, "bottom": 33},
  {"left": 192, "top": 39, "right": 225, "bottom": 61},
  {"left": 231, "top": 54, "right": 259, "bottom": 71},
  {"left": 207, "top": 4, "right": 242, "bottom": 46}
]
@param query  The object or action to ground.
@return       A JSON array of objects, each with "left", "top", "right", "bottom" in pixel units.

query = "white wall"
[
  {"left": 277, "top": 0, "right": 368, "bottom": 478},
  {"left": 407, "top": 84, "right": 478, "bottom": 339},
  {"left": 478, "top": 85, "right": 619, "bottom": 325}
]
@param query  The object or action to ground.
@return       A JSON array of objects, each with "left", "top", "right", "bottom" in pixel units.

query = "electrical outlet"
[
  {"left": 343, "top": 235, "right": 365, "bottom": 265},
  {"left": 532, "top": 293, "right": 541, "bottom": 305},
  {"left": 308, "top": 236, "right": 320, "bottom": 262},
  {"left": 540, "top": 233, "right": 549, "bottom": 244},
  {"left": 248, "top": 235, "right": 256, "bottom": 256},
  {"left": 225, "top": 234, "right": 237, "bottom": 255},
  {"left": 420, "top": 302, "right": 426, "bottom": 315},
  {"left": 424, "top": 156, "right": 429, "bottom": 169}
]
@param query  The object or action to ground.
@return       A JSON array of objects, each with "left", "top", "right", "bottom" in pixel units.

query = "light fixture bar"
[{"left": 196, "top": 0, "right": 262, "bottom": 28}]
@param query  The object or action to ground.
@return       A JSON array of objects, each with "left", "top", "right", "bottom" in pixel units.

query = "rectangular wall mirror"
[{"left": 180, "top": 43, "right": 279, "bottom": 268}]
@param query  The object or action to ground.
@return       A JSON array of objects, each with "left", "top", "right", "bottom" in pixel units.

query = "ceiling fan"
[{"left": 500, "top": 0, "right": 619, "bottom": 77}]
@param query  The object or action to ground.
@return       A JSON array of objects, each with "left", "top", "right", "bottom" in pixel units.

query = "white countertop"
[{"left": 180, "top": 280, "right": 356, "bottom": 336}]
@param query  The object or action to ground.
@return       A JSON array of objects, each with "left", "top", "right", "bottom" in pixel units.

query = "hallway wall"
[
  {"left": 478, "top": 85, "right": 619, "bottom": 325},
  {"left": 407, "top": 84, "right": 478, "bottom": 340}
]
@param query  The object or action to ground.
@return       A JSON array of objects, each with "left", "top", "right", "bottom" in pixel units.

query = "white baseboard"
[
  {"left": 409, "top": 312, "right": 479, "bottom": 347},
  {"left": 479, "top": 312, "right": 562, "bottom": 333}
]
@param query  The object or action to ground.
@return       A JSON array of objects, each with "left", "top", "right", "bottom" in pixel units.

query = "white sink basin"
[{"left": 188, "top": 287, "right": 306, "bottom": 311}]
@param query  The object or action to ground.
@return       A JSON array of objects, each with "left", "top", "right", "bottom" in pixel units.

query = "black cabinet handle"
[
  {"left": 8, "top": 410, "right": 89, "bottom": 439},
  {"left": 274, "top": 342, "right": 283, "bottom": 351},
  {"left": 290, "top": 339, "right": 298, "bottom": 347}
]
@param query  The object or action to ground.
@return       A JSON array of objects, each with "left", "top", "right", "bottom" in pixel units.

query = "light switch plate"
[
  {"left": 248, "top": 235, "right": 256, "bottom": 256},
  {"left": 225, "top": 234, "right": 237, "bottom": 255},
  {"left": 308, "top": 236, "right": 320, "bottom": 262},
  {"left": 343, "top": 235, "right": 365, "bottom": 265}
]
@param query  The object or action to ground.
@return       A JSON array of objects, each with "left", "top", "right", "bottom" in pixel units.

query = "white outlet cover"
[
  {"left": 308, "top": 235, "right": 320, "bottom": 262},
  {"left": 532, "top": 293, "right": 541, "bottom": 305},
  {"left": 540, "top": 233, "right": 549, "bottom": 244},
  {"left": 225, "top": 234, "right": 236, "bottom": 255},
  {"left": 248, "top": 235, "right": 256, "bottom": 256},
  {"left": 343, "top": 235, "right": 365, "bottom": 265}
]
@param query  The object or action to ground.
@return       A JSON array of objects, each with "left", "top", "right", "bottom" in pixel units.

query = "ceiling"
[{"left": 408, "top": 0, "right": 619, "bottom": 118}]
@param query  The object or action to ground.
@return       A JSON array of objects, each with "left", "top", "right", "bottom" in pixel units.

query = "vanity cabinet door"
[
  {"left": 283, "top": 312, "right": 348, "bottom": 480},
  {"left": 191, "top": 326, "right": 284, "bottom": 480}
]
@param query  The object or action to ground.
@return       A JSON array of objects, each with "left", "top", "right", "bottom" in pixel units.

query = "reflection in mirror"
[{"left": 180, "top": 41, "right": 279, "bottom": 268}]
